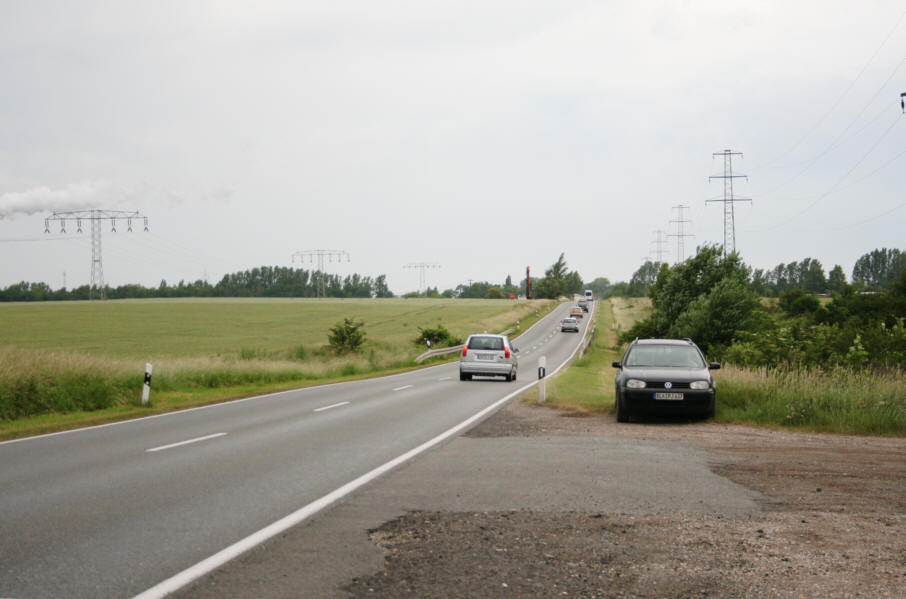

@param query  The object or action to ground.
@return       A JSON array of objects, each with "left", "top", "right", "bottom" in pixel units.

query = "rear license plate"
[
  {"left": 654, "top": 392, "right": 683, "bottom": 400},
  {"left": 477, "top": 354, "right": 495, "bottom": 360}
]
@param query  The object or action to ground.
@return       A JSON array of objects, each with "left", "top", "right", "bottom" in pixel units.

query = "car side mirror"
[
  {"left": 612, "top": 361, "right": 621, "bottom": 368},
  {"left": 513, "top": 348, "right": 520, "bottom": 353},
  {"left": 709, "top": 362, "right": 721, "bottom": 370}
]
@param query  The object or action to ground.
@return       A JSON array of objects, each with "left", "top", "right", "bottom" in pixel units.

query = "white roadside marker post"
[
  {"left": 142, "top": 363, "right": 153, "bottom": 406},
  {"left": 538, "top": 356, "right": 547, "bottom": 404}
]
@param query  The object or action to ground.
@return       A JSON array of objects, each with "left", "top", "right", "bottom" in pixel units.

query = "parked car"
[
  {"left": 569, "top": 307, "right": 584, "bottom": 318},
  {"left": 611, "top": 338, "right": 720, "bottom": 422},
  {"left": 459, "top": 334, "right": 519, "bottom": 381},
  {"left": 560, "top": 317, "right": 580, "bottom": 332}
]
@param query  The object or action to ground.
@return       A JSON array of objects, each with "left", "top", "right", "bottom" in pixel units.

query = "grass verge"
[{"left": 522, "top": 297, "right": 905, "bottom": 437}]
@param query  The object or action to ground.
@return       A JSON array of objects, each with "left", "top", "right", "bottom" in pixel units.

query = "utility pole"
[
  {"left": 707, "top": 149, "right": 751, "bottom": 256},
  {"left": 404, "top": 262, "right": 440, "bottom": 295},
  {"left": 44, "top": 209, "right": 149, "bottom": 300},
  {"left": 291, "top": 249, "right": 350, "bottom": 298},
  {"left": 668, "top": 204, "right": 694, "bottom": 263},
  {"left": 650, "top": 229, "right": 669, "bottom": 264},
  {"left": 900, "top": 92, "right": 905, "bottom": 113}
]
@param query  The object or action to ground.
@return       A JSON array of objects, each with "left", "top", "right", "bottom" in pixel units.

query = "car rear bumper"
[
  {"left": 460, "top": 362, "right": 516, "bottom": 376},
  {"left": 621, "top": 389, "right": 715, "bottom": 415},
  {"left": 561, "top": 326, "right": 579, "bottom": 332}
]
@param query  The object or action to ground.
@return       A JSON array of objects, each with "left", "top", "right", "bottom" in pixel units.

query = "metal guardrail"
[{"left": 414, "top": 328, "right": 514, "bottom": 363}]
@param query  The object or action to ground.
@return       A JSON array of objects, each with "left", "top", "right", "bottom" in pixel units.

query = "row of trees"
[
  {"left": 622, "top": 245, "right": 906, "bottom": 369},
  {"left": 613, "top": 248, "right": 905, "bottom": 299},
  {"left": 0, "top": 266, "right": 393, "bottom": 302}
]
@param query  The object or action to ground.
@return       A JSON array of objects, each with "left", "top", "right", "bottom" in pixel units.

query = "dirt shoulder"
[{"left": 348, "top": 401, "right": 906, "bottom": 598}]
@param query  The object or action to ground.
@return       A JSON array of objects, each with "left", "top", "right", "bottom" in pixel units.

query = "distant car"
[
  {"left": 569, "top": 307, "right": 584, "bottom": 318},
  {"left": 459, "top": 334, "right": 519, "bottom": 381},
  {"left": 560, "top": 317, "right": 580, "bottom": 332},
  {"left": 578, "top": 299, "right": 589, "bottom": 312},
  {"left": 612, "top": 338, "right": 720, "bottom": 422}
]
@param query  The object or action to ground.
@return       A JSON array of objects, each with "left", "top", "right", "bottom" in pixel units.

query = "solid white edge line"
[
  {"left": 392, "top": 385, "right": 413, "bottom": 391},
  {"left": 313, "top": 401, "right": 350, "bottom": 413},
  {"left": 131, "top": 308, "right": 587, "bottom": 599},
  {"left": 146, "top": 433, "right": 227, "bottom": 453}
]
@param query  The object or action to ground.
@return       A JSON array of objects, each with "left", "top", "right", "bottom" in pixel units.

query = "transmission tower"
[
  {"left": 44, "top": 209, "right": 149, "bottom": 300},
  {"left": 291, "top": 249, "right": 350, "bottom": 298},
  {"left": 668, "top": 204, "right": 694, "bottom": 263},
  {"left": 650, "top": 229, "right": 669, "bottom": 264},
  {"left": 707, "top": 149, "right": 751, "bottom": 256},
  {"left": 404, "top": 262, "right": 440, "bottom": 294}
]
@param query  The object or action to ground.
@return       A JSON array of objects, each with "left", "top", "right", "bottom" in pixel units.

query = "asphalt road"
[{"left": 0, "top": 301, "right": 590, "bottom": 599}]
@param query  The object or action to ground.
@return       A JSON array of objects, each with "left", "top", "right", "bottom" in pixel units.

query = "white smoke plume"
[{"left": 0, "top": 180, "right": 132, "bottom": 219}]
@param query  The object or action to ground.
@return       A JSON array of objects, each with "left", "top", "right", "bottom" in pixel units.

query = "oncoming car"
[
  {"left": 611, "top": 338, "right": 720, "bottom": 422},
  {"left": 459, "top": 334, "right": 519, "bottom": 381},
  {"left": 560, "top": 317, "right": 580, "bottom": 332}
]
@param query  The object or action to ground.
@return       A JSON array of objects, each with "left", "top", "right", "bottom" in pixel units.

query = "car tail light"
[
  {"left": 462, "top": 345, "right": 468, "bottom": 357},
  {"left": 504, "top": 347, "right": 511, "bottom": 359}
]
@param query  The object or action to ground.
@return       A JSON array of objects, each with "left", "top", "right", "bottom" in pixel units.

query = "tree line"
[{"left": 0, "top": 266, "right": 393, "bottom": 302}]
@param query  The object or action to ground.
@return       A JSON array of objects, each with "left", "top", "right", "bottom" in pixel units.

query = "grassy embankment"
[
  {"left": 525, "top": 297, "right": 905, "bottom": 436},
  {"left": 0, "top": 297, "right": 553, "bottom": 439}
]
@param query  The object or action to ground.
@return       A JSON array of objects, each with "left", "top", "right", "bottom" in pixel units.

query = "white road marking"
[
  {"left": 392, "top": 385, "right": 413, "bottom": 391},
  {"left": 438, "top": 376, "right": 453, "bottom": 381},
  {"left": 146, "top": 433, "right": 227, "bottom": 453},
  {"left": 314, "top": 401, "right": 350, "bottom": 413},
  {"left": 131, "top": 323, "right": 589, "bottom": 599}
]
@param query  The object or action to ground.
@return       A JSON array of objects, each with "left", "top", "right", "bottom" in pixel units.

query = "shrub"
[
  {"left": 414, "top": 324, "right": 462, "bottom": 348},
  {"left": 328, "top": 318, "right": 367, "bottom": 354}
]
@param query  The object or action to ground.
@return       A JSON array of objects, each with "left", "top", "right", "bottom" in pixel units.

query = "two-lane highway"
[{"left": 0, "top": 301, "right": 593, "bottom": 598}]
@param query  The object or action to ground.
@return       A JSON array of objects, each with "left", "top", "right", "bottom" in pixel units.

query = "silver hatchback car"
[{"left": 459, "top": 334, "right": 519, "bottom": 381}]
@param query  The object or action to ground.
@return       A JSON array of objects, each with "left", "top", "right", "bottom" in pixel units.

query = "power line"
[
  {"left": 43, "top": 209, "right": 149, "bottom": 299},
  {"left": 707, "top": 150, "right": 751, "bottom": 256},
  {"left": 755, "top": 10, "right": 906, "bottom": 169}
]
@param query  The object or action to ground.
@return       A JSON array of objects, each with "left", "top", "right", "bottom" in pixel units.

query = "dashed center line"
[
  {"left": 392, "top": 385, "right": 414, "bottom": 391},
  {"left": 146, "top": 432, "right": 227, "bottom": 453},
  {"left": 314, "top": 401, "right": 350, "bottom": 412},
  {"left": 438, "top": 376, "right": 453, "bottom": 381}
]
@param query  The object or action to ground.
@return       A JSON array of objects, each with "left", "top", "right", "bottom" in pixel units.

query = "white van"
[{"left": 584, "top": 289, "right": 594, "bottom": 301}]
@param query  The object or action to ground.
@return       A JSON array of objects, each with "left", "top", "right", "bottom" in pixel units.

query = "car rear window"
[
  {"left": 624, "top": 346, "right": 705, "bottom": 368},
  {"left": 469, "top": 336, "right": 505, "bottom": 351}
]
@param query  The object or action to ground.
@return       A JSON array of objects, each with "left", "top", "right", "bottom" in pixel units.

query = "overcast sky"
[{"left": 1, "top": 1, "right": 904, "bottom": 294}]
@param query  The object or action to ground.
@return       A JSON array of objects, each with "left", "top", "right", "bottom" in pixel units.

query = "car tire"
[
  {"left": 460, "top": 371, "right": 471, "bottom": 381},
  {"left": 615, "top": 394, "right": 629, "bottom": 423},
  {"left": 510, "top": 371, "right": 517, "bottom": 382}
]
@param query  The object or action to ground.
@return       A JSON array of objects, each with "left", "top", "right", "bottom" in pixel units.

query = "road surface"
[{"left": 0, "top": 301, "right": 590, "bottom": 598}]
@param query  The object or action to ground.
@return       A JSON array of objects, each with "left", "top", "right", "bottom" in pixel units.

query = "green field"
[
  {"left": 0, "top": 297, "right": 548, "bottom": 359},
  {"left": 0, "top": 297, "right": 553, "bottom": 438}
]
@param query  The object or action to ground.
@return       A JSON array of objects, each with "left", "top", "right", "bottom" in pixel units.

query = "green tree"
[
  {"left": 533, "top": 253, "right": 583, "bottom": 298},
  {"left": 328, "top": 318, "right": 367, "bottom": 354},
  {"left": 827, "top": 265, "right": 846, "bottom": 293},
  {"left": 485, "top": 287, "right": 504, "bottom": 299}
]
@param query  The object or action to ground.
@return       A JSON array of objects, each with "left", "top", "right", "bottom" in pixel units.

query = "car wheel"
[
  {"left": 510, "top": 371, "right": 517, "bottom": 382},
  {"left": 460, "top": 371, "right": 470, "bottom": 381},
  {"left": 615, "top": 394, "right": 629, "bottom": 423}
]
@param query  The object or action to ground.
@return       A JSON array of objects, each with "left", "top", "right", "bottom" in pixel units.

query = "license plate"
[
  {"left": 654, "top": 392, "right": 683, "bottom": 400},
  {"left": 477, "top": 354, "right": 495, "bottom": 360}
]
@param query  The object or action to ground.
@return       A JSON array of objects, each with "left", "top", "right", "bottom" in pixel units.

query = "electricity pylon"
[
  {"left": 708, "top": 149, "right": 751, "bottom": 256},
  {"left": 668, "top": 204, "right": 694, "bottom": 263},
  {"left": 404, "top": 262, "right": 440, "bottom": 294},
  {"left": 291, "top": 249, "right": 350, "bottom": 298},
  {"left": 44, "top": 209, "right": 149, "bottom": 300},
  {"left": 650, "top": 229, "right": 669, "bottom": 264}
]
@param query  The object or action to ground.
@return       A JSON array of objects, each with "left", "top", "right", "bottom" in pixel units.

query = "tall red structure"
[{"left": 525, "top": 266, "right": 533, "bottom": 299}]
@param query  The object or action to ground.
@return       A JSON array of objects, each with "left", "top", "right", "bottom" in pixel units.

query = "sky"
[{"left": 1, "top": 1, "right": 904, "bottom": 295}]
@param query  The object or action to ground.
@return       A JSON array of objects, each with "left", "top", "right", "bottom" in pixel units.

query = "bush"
[
  {"left": 328, "top": 318, "right": 367, "bottom": 354},
  {"left": 414, "top": 324, "right": 462, "bottom": 348},
  {"left": 485, "top": 287, "right": 505, "bottom": 299}
]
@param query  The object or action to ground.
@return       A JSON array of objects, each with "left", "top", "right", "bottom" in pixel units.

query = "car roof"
[
  {"left": 631, "top": 338, "right": 697, "bottom": 347},
  {"left": 468, "top": 333, "right": 507, "bottom": 339}
]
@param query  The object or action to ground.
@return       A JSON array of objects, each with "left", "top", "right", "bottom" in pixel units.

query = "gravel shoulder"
[
  {"left": 178, "top": 400, "right": 905, "bottom": 599},
  {"left": 348, "top": 401, "right": 906, "bottom": 598}
]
